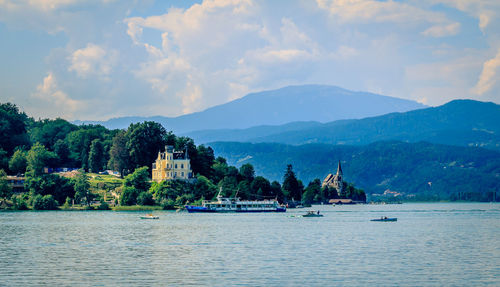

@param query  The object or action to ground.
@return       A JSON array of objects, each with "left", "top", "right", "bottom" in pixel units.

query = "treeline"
[{"left": 0, "top": 102, "right": 364, "bottom": 210}]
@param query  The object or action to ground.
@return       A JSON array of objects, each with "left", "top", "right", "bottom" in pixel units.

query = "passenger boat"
[
  {"left": 185, "top": 189, "right": 286, "bottom": 213},
  {"left": 302, "top": 211, "right": 323, "bottom": 217},
  {"left": 140, "top": 214, "right": 159, "bottom": 219},
  {"left": 370, "top": 217, "right": 397, "bottom": 222}
]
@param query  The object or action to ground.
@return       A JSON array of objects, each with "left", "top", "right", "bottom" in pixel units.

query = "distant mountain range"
[
  {"left": 208, "top": 141, "right": 500, "bottom": 198},
  {"left": 186, "top": 100, "right": 500, "bottom": 151},
  {"left": 74, "top": 85, "right": 426, "bottom": 132}
]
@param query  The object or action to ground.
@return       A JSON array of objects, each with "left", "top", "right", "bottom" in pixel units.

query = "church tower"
[{"left": 333, "top": 160, "right": 343, "bottom": 195}]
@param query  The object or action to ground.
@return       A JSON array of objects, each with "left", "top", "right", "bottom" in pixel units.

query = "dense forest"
[
  {"left": 0, "top": 102, "right": 364, "bottom": 210},
  {"left": 209, "top": 141, "right": 500, "bottom": 201}
]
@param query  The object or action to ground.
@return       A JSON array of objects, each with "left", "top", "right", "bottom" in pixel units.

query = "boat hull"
[
  {"left": 370, "top": 218, "right": 397, "bottom": 222},
  {"left": 185, "top": 205, "right": 286, "bottom": 213}
]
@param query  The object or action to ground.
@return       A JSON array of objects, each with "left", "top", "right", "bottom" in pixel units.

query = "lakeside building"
[
  {"left": 322, "top": 160, "right": 344, "bottom": 195},
  {"left": 6, "top": 175, "right": 25, "bottom": 193},
  {"left": 152, "top": 145, "right": 193, "bottom": 182}
]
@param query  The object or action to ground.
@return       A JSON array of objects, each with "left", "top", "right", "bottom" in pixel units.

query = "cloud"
[
  {"left": 473, "top": 49, "right": 500, "bottom": 95},
  {"left": 68, "top": 43, "right": 117, "bottom": 78},
  {"left": 32, "top": 72, "right": 83, "bottom": 118},
  {"left": 316, "top": 0, "right": 446, "bottom": 24},
  {"left": 422, "top": 22, "right": 460, "bottom": 37}
]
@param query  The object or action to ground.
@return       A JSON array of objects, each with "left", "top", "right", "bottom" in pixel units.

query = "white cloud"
[
  {"left": 316, "top": 0, "right": 446, "bottom": 24},
  {"left": 473, "top": 49, "right": 500, "bottom": 95},
  {"left": 32, "top": 72, "right": 83, "bottom": 118},
  {"left": 422, "top": 22, "right": 460, "bottom": 38},
  {"left": 68, "top": 43, "right": 117, "bottom": 78}
]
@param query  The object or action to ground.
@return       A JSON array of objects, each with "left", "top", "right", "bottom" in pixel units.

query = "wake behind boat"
[{"left": 185, "top": 189, "right": 286, "bottom": 213}]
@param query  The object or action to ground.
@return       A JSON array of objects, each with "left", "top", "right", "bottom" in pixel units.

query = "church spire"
[{"left": 336, "top": 160, "right": 343, "bottom": 176}]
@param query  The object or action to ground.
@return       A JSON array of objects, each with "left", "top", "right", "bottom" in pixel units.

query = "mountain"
[
  {"left": 185, "top": 100, "right": 500, "bottom": 151},
  {"left": 208, "top": 141, "right": 500, "bottom": 199},
  {"left": 74, "top": 85, "right": 426, "bottom": 132}
]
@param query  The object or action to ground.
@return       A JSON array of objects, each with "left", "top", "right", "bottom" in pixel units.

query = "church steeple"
[{"left": 336, "top": 160, "right": 343, "bottom": 176}]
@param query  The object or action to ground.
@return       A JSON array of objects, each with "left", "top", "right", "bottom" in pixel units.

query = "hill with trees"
[
  {"left": 208, "top": 141, "right": 500, "bottom": 201},
  {"left": 185, "top": 100, "right": 500, "bottom": 151}
]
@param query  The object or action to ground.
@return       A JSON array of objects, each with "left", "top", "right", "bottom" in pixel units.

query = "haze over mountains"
[{"left": 74, "top": 85, "right": 426, "bottom": 133}]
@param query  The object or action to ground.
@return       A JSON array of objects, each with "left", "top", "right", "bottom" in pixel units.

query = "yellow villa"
[{"left": 152, "top": 145, "right": 193, "bottom": 182}]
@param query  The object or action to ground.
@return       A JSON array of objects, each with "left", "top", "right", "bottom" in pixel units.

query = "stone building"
[
  {"left": 152, "top": 145, "right": 193, "bottom": 182},
  {"left": 321, "top": 160, "right": 344, "bottom": 195}
]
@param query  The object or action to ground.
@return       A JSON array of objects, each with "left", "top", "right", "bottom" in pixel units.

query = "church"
[
  {"left": 152, "top": 145, "right": 193, "bottom": 182},
  {"left": 321, "top": 160, "right": 344, "bottom": 195}
]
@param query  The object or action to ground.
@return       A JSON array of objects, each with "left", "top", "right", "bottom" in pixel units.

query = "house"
[
  {"left": 152, "top": 145, "right": 193, "bottom": 182},
  {"left": 6, "top": 175, "right": 25, "bottom": 193}
]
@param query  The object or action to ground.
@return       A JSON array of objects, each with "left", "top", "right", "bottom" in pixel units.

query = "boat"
[
  {"left": 185, "top": 189, "right": 286, "bottom": 213},
  {"left": 140, "top": 214, "right": 159, "bottom": 219},
  {"left": 370, "top": 216, "right": 397, "bottom": 222},
  {"left": 301, "top": 211, "right": 323, "bottom": 217}
]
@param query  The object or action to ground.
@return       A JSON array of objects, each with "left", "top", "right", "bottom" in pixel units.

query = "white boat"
[
  {"left": 140, "top": 214, "right": 159, "bottom": 219},
  {"left": 185, "top": 189, "right": 286, "bottom": 213}
]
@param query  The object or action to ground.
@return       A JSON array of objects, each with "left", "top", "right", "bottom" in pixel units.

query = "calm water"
[{"left": 1, "top": 203, "right": 499, "bottom": 286}]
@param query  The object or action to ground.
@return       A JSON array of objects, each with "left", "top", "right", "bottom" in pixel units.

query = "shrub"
[
  {"left": 32, "top": 194, "right": 58, "bottom": 210},
  {"left": 137, "top": 192, "right": 155, "bottom": 206}
]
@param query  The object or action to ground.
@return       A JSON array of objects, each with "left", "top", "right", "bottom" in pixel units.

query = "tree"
[
  {"left": 108, "top": 131, "right": 130, "bottom": 177},
  {"left": 0, "top": 169, "right": 12, "bottom": 199},
  {"left": 0, "top": 102, "right": 30, "bottom": 155},
  {"left": 0, "top": 148, "right": 8, "bottom": 171},
  {"left": 53, "top": 139, "right": 71, "bottom": 167},
  {"left": 124, "top": 166, "right": 151, "bottom": 193},
  {"left": 282, "top": 164, "right": 302, "bottom": 201},
  {"left": 251, "top": 176, "right": 271, "bottom": 199},
  {"left": 26, "top": 143, "right": 56, "bottom": 176},
  {"left": 9, "top": 149, "right": 27, "bottom": 175},
  {"left": 32, "top": 194, "right": 58, "bottom": 210},
  {"left": 191, "top": 144, "right": 215, "bottom": 178},
  {"left": 137, "top": 191, "right": 155, "bottom": 205},
  {"left": 303, "top": 179, "right": 321, "bottom": 205},
  {"left": 270, "top": 181, "right": 284, "bottom": 203},
  {"left": 28, "top": 118, "right": 77, "bottom": 152},
  {"left": 193, "top": 175, "right": 217, "bottom": 200},
  {"left": 239, "top": 163, "right": 255, "bottom": 182},
  {"left": 120, "top": 186, "right": 140, "bottom": 206},
  {"left": 88, "top": 139, "right": 105, "bottom": 173},
  {"left": 126, "top": 121, "right": 167, "bottom": 170},
  {"left": 74, "top": 170, "right": 94, "bottom": 206}
]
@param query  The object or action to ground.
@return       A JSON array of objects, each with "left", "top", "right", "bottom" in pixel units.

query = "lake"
[{"left": 1, "top": 203, "right": 499, "bottom": 286}]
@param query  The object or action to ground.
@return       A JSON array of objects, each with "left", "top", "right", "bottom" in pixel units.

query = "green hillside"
[
  {"left": 187, "top": 100, "right": 500, "bottom": 151},
  {"left": 209, "top": 141, "right": 500, "bottom": 200}
]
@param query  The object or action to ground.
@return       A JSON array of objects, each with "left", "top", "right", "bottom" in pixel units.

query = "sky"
[{"left": 1, "top": 0, "right": 499, "bottom": 121}]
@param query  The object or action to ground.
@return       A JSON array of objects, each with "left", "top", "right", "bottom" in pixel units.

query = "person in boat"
[{"left": 317, "top": 210, "right": 320, "bottom": 215}]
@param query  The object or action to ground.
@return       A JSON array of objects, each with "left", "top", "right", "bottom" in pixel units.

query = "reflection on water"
[{"left": 1, "top": 203, "right": 499, "bottom": 286}]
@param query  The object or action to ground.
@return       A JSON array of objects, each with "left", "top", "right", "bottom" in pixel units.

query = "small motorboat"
[
  {"left": 140, "top": 214, "right": 159, "bottom": 219},
  {"left": 371, "top": 216, "right": 397, "bottom": 222},
  {"left": 302, "top": 211, "right": 323, "bottom": 217}
]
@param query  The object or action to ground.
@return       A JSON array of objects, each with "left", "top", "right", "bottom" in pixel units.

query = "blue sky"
[{"left": 1, "top": 0, "right": 499, "bottom": 120}]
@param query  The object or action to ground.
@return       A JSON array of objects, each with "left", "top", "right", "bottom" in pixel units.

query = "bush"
[
  {"left": 11, "top": 194, "right": 28, "bottom": 210},
  {"left": 161, "top": 198, "right": 176, "bottom": 210},
  {"left": 137, "top": 192, "right": 155, "bottom": 206},
  {"left": 97, "top": 200, "right": 110, "bottom": 210},
  {"left": 32, "top": 194, "right": 58, "bottom": 210},
  {"left": 120, "top": 186, "right": 139, "bottom": 206}
]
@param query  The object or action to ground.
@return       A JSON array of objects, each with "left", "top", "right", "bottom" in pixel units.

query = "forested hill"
[
  {"left": 208, "top": 141, "right": 500, "bottom": 199},
  {"left": 186, "top": 100, "right": 500, "bottom": 151},
  {"left": 74, "top": 85, "right": 425, "bottom": 132}
]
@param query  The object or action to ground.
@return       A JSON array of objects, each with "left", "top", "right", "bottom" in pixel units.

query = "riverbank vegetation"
[{"left": 0, "top": 102, "right": 365, "bottom": 211}]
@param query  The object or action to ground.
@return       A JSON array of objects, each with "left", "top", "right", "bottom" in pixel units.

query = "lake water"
[{"left": 1, "top": 203, "right": 499, "bottom": 286}]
